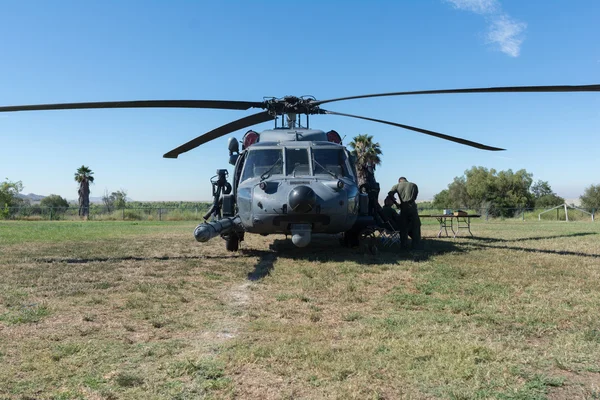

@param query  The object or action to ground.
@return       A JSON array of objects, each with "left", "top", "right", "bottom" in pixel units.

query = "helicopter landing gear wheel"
[
  {"left": 225, "top": 233, "right": 239, "bottom": 252},
  {"left": 359, "top": 227, "right": 379, "bottom": 256}
]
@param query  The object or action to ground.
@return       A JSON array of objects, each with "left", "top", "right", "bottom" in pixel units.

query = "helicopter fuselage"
[{"left": 228, "top": 129, "right": 360, "bottom": 246}]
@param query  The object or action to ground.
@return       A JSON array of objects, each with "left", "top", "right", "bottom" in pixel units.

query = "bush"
[
  {"left": 40, "top": 195, "right": 69, "bottom": 209},
  {"left": 1, "top": 204, "right": 9, "bottom": 219},
  {"left": 124, "top": 210, "right": 143, "bottom": 220},
  {"left": 580, "top": 184, "right": 600, "bottom": 211}
]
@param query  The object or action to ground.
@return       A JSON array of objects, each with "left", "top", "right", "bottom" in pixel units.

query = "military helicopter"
[{"left": 2, "top": 84, "right": 598, "bottom": 251}]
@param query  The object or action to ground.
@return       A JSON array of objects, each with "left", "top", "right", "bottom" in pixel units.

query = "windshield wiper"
[
  {"left": 312, "top": 157, "right": 338, "bottom": 178},
  {"left": 260, "top": 157, "right": 282, "bottom": 181}
]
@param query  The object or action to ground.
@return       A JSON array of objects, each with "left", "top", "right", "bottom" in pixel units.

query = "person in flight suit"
[
  {"left": 388, "top": 177, "right": 421, "bottom": 250},
  {"left": 380, "top": 197, "right": 402, "bottom": 231}
]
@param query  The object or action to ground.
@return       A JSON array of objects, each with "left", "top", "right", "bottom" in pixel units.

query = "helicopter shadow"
[
  {"left": 242, "top": 234, "right": 466, "bottom": 281},
  {"left": 242, "top": 248, "right": 278, "bottom": 281},
  {"left": 464, "top": 240, "right": 600, "bottom": 259},
  {"left": 471, "top": 231, "right": 597, "bottom": 244},
  {"left": 35, "top": 254, "right": 244, "bottom": 264},
  {"left": 242, "top": 230, "right": 600, "bottom": 280}
]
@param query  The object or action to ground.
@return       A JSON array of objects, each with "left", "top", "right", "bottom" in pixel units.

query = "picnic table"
[{"left": 419, "top": 214, "right": 481, "bottom": 238}]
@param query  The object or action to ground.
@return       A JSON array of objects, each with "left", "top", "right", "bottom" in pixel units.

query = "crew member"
[
  {"left": 381, "top": 197, "right": 402, "bottom": 231},
  {"left": 388, "top": 177, "right": 421, "bottom": 249}
]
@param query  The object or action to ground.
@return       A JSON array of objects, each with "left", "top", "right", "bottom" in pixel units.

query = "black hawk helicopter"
[{"left": 2, "top": 84, "right": 598, "bottom": 250}]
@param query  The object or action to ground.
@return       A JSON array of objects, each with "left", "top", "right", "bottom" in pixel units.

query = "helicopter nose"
[{"left": 288, "top": 186, "right": 316, "bottom": 213}]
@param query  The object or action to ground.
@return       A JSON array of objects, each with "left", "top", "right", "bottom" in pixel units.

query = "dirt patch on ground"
[
  {"left": 231, "top": 363, "right": 307, "bottom": 400},
  {"left": 548, "top": 370, "right": 600, "bottom": 399},
  {"left": 213, "top": 281, "right": 253, "bottom": 340}
]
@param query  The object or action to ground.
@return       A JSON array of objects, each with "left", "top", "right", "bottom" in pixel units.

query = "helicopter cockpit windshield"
[
  {"left": 313, "top": 148, "right": 350, "bottom": 178},
  {"left": 241, "top": 146, "right": 351, "bottom": 182},
  {"left": 241, "top": 148, "right": 283, "bottom": 182},
  {"left": 285, "top": 148, "right": 310, "bottom": 176}
]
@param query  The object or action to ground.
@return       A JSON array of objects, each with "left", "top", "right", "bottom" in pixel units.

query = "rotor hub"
[{"left": 263, "top": 96, "right": 320, "bottom": 117}]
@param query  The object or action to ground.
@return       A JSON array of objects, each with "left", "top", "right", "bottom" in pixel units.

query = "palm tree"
[
  {"left": 74, "top": 166, "right": 94, "bottom": 219},
  {"left": 348, "top": 134, "right": 382, "bottom": 188}
]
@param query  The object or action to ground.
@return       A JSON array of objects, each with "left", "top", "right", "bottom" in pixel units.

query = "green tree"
[
  {"left": 432, "top": 167, "right": 535, "bottom": 217},
  {"left": 102, "top": 189, "right": 113, "bottom": 212},
  {"left": 0, "top": 178, "right": 24, "bottom": 207},
  {"left": 432, "top": 189, "right": 450, "bottom": 209},
  {"left": 580, "top": 184, "right": 600, "bottom": 211},
  {"left": 465, "top": 166, "right": 497, "bottom": 206},
  {"left": 74, "top": 166, "right": 94, "bottom": 219},
  {"left": 1, "top": 178, "right": 24, "bottom": 218},
  {"left": 348, "top": 134, "right": 382, "bottom": 188},
  {"left": 102, "top": 189, "right": 127, "bottom": 212},
  {"left": 535, "top": 194, "right": 565, "bottom": 208},
  {"left": 531, "top": 180, "right": 553, "bottom": 198},
  {"left": 40, "top": 194, "right": 70, "bottom": 209},
  {"left": 530, "top": 180, "right": 564, "bottom": 208},
  {"left": 448, "top": 176, "right": 470, "bottom": 208},
  {"left": 491, "top": 169, "right": 534, "bottom": 214},
  {"left": 112, "top": 190, "right": 127, "bottom": 209}
]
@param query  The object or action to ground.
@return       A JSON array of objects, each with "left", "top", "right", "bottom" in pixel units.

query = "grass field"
[{"left": 1, "top": 219, "right": 599, "bottom": 399}]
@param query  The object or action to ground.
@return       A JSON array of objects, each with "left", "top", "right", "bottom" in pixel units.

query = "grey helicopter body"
[
  {"left": 2, "top": 86, "right": 598, "bottom": 251},
  {"left": 194, "top": 125, "right": 362, "bottom": 249}
]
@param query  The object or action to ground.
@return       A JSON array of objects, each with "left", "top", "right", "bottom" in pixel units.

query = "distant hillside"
[
  {"left": 66, "top": 197, "right": 111, "bottom": 204},
  {"left": 16, "top": 193, "right": 108, "bottom": 204},
  {"left": 16, "top": 193, "right": 46, "bottom": 202}
]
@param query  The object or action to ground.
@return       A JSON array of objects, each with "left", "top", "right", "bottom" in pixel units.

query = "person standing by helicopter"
[{"left": 388, "top": 177, "right": 421, "bottom": 250}]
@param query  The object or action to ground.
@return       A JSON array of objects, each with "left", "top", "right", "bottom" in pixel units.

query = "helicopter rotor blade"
[
  {"left": 0, "top": 99, "right": 265, "bottom": 113},
  {"left": 163, "top": 111, "right": 273, "bottom": 159},
  {"left": 314, "top": 84, "right": 600, "bottom": 106},
  {"left": 321, "top": 109, "right": 505, "bottom": 151}
]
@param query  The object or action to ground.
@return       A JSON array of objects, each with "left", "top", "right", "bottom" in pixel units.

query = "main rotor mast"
[{"left": 264, "top": 95, "right": 319, "bottom": 129}]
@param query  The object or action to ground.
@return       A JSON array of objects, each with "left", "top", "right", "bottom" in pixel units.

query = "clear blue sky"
[{"left": 1, "top": 0, "right": 598, "bottom": 202}]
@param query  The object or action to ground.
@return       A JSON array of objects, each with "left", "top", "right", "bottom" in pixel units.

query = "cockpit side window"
[
  {"left": 285, "top": 148, "right": 310, "bottom": 176},
  {"left": 240, "top": 149, "right": 283, "bottom": 182},
  {"left": 313, "top": 148, "right": 350, "bottom": 178}
]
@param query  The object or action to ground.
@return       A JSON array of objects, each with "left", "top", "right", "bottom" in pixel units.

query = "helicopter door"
[{"left": 232, "top": 151, "right": 246, "bottom": 192}]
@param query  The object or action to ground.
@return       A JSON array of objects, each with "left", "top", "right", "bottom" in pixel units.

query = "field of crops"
[{"left": 1, "top": 220, "right": 599, "bottom": 399}]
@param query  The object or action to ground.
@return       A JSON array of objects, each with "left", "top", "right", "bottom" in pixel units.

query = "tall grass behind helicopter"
[{"left": 1, "top": 85, "right": 598, "bottom": 251}]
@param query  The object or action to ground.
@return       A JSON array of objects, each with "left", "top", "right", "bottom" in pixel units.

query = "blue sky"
[{"left": 1, "top": 0, "right": 598, "bottom": 201}]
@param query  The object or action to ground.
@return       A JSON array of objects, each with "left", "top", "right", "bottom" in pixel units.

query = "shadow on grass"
[
  {"left": 242, "top": 234, "right": 466, "bottom": 281},
  {"left": 472, "top": 231, "right": 597, "bottom": 244},
  {"left": 243, "top": 249, "right": 277, "bottom": 281},
  {"left": 427, "top": 231, "right": 600, "bottom": 258},
  {"left": 35, "top": 254, "right": 244, "bottom": 264},
  {"left": 467, "top": 241, "right": 600, "bottom": 259}
]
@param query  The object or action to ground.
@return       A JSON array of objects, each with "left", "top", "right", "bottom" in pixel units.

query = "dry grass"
[{"left": 0, "top": 220, "right": 599, "bottom": 399}]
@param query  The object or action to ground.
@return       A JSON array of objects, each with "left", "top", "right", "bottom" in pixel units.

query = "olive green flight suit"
[
  {"left": 381, "top": 205, "right": 402, "bottom": 231},
  {"left": 389, "top": 181, "right": 421, "bottom": 249}
]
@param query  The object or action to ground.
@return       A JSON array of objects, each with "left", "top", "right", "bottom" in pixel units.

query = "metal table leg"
[
  {"left": 453, "top": 217, "right": 474, "bottom": 237},
  {"left": 436, "top": 217, "right": 449, "bottom": 238}
]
